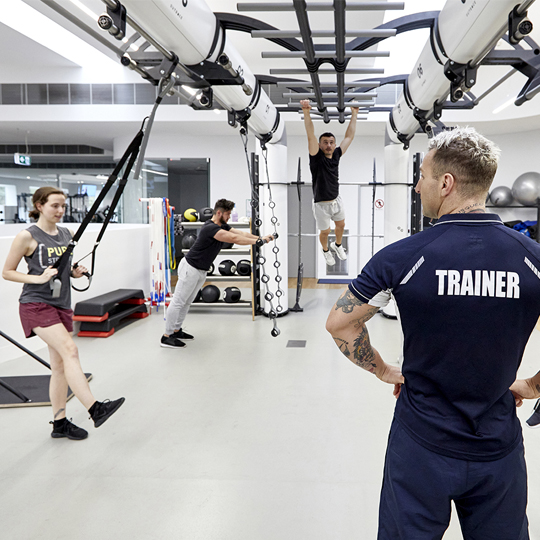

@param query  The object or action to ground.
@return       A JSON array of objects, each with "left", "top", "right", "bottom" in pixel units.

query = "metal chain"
[
  {"left": 260, "top": 145, "right": 285, "bottom": 314},
  {"left": 240, "top": 129, "right": 282, "bottom": 337}
]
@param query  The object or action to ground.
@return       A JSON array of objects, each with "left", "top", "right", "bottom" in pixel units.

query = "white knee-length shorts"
[{"left": 312, "top": 195, "right": 346, "bottom": 231}]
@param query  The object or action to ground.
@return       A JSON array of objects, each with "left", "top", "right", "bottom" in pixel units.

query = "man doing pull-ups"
[{"left": 300, "top": 99, "right": 359, "bottom": 266}]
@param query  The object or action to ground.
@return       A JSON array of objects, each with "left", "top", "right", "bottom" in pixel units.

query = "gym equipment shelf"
[
  {"left": 204, "top": 276, "right": 251, "bottom": 282},
  {"left": 190, "top": 301, "right": 252, "bottom": 309},
  {"left": 179, "top": 220, "right": 256, "bottom": 319},
  {"left": 181, "top": 221, "right": 251, "bottom": 228},
  {"left": 182, "top": 248, "right": 251, "bottom": 255}
]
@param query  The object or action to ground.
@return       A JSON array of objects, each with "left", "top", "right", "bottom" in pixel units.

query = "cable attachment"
[{"left": 71, "top": 263, "right": 92, "bottom": 293}]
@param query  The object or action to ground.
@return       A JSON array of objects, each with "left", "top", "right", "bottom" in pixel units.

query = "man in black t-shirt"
[
  {"left": 161, "top": 198, "right": 275, "bottom": 349},
  {"left": 301, "top": 99, "right": 359, "bottom": 266}
]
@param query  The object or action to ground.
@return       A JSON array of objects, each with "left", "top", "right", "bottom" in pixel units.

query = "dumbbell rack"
[{"left": 180, "top": 221, "right": 256, "bottom": 319}]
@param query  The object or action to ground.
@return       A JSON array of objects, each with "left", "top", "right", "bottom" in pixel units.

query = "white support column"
[
  {"left": 382, "top": 141, "right": 410, "bottom": 320},
  {"left": 256, "top": 140, "right": 289, "bottom": 315},
  {"left": 383, "top": 143, "right": 410, "bottom": 247}
]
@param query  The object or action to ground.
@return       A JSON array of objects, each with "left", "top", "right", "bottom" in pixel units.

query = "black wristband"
[{"left": 255, "top": 237, "right": 264, "bottom": 247}]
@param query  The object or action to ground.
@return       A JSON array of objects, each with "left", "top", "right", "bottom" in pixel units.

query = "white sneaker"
[
  {"left": 330, "top": 241, "right": 347, "bottom": 260},
  {"left": 323, "top": 249, "right": 336, "bottom": 266}
]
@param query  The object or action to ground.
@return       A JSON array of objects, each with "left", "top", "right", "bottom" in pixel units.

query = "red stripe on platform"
[
  {"left": 73, "top": 314, "right": 109, "bottom": 322},
  {"left": 77, "top": 329, "right": 115, "bottom": 338},
  {"left": 127, "top": 312, "right": 149, "bottom": 319}
]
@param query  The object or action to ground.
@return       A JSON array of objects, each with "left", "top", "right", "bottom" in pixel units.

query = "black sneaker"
[
  {"left": 171, "top": 329, "right": 194, "bottom": 341},
  {"left": 50, "top": 418, "right": 88, "bottom": 440},
  {"left": 161, "top": 335, "right": 186, "bottom": 348},
  {"left": 526, "top": 399, "right": 540, "bottom": 429},
  {"left": 90, "top": 398, "right": 125, "bottom": 428}
]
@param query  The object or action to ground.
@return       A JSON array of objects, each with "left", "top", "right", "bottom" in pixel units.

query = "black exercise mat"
[{"left": 0, "top": 373, "right": 92, "bottom": 408}]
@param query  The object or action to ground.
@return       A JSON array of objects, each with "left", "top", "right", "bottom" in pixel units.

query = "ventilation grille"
[
  {"left": 0, "top": 144, "right": 105, "bottom": 155},
  {"left": 0, "top": 83, "right": 186, "bottom": 105}
]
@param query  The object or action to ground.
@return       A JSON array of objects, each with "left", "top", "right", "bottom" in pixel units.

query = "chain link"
[{"left": 240, "top": 129, "right": 283, "bottom": 336}]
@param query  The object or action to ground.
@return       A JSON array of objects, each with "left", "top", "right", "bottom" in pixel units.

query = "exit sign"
[{"left": 14, "top": 153, "right": 31, "bottom": 166}]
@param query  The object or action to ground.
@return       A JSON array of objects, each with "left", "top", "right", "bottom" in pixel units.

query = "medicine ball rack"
[
  {"left": 485, "top": 203, "right": 540, "bottom": 243},
  {"left": 181, "top": 221, "right": 256, "bottom": 318}
]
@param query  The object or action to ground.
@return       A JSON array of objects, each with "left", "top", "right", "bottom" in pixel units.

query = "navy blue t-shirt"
[
  {"left": 185, "top": 220, "right": 231, "bottom": 271},
  {"left": 349, "top": 213, "right": 540, "bottom": 461},
  {"left": 309, "top": 147, "right": 342, "bottom": 202}
]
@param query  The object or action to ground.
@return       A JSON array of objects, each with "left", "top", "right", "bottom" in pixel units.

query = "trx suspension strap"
[
  {"left": 51, "top": 74, "right": 178, "bottom": 297},
  {"left": 50, "top": 126, "right": 144, "bottom": 296}
]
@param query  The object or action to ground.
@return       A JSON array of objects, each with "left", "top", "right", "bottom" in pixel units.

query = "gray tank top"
[{"left": 19, "top": 225, "right": 73, "bottom": 309}]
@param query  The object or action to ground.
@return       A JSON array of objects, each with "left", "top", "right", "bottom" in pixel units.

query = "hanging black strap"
[
  {"left": 51, "top": 66, "right": 178, "bottom": 296},
  {"left": 51, "top": 127, "right": 144, "bottom": 294}
]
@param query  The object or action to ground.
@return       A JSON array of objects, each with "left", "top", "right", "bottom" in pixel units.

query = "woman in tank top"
[{"left": 2, "top": 187, "right": 125, "bottom": 440}]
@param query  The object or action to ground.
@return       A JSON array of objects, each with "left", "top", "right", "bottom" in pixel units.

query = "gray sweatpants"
[{"left": 165, "top": 258, "right": 207, "bottom": 336}]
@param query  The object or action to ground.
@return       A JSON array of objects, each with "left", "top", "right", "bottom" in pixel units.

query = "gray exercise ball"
[
  {"left": 489, "top": 186, "right": 513, "bottom": 207},
  {"left": 512, "top": 172, "right": 540, "bottom": 205}
]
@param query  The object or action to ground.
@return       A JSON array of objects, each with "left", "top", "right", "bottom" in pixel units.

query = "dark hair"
[
  {"left": 29, "top": 187, "right": 66, "bottom": 219},
  {"left": 319, "top": 132, "right": 335, "bottom": 142},
  {"left": 213, "top": 198, "right": 235, "bottom": 214}
]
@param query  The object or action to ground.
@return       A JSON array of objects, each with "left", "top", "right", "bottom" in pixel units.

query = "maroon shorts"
[{"left": 19, "top": 302, "right": 74, "bottom": 338}]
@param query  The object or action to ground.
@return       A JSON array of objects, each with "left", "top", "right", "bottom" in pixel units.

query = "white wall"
[
  {"left": 0, "top": 223, "right": 150, "bottom": 364},
  {"left": 114, "top": 131, "right": 259, "bottom": 225}
]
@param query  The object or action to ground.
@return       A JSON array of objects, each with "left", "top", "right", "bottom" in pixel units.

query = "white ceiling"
[{"left": 2, "top": 0, "right": 540, "bottom": 150}]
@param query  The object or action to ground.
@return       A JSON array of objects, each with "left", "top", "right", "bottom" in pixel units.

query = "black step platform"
[
  {"left": 73, "top": 289, "right": 146, "bottom": 318},
  {"left": 74, "top": 289, "right": 148, "bottom": 337},
  {"left": 0, "top": 373, "right": 92, "bottom": 408}
]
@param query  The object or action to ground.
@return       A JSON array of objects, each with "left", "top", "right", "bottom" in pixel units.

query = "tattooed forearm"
[
  {"left": 54, "top": 408, "right": 65, "bottom": 419},
  {"left": 334, "top": 290, "right": 366, "bottom": 314},
  {"left": 350, "top": 305, "right": 380, "bottom": 329},
  {"left": 333, "top": 337, "right": 351, "bottom": 357},
  {"left": 352, "top": 326, "right": 376, "bottom": 373}
]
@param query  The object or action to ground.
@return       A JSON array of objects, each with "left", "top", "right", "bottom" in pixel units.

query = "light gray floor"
[{"left": 0, "top": 288, "right": 539, "bottom": 540}]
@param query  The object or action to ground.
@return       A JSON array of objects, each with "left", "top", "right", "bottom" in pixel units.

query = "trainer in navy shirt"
[{"left": 326, "top": 127, "right": 540, "bottom": 540}]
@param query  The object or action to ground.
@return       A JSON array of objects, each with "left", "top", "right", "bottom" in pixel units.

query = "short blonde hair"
[{"left": 428, "top": 127, "right": 500, "bottom": 197}]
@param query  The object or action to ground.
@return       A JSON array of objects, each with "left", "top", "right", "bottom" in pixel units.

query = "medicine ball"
[
  {"left": 236, "top": 259, "right": 251, "bottom": 276},
  {"left": 223, "top": 286, "right": 241, "bottom": 303},
  {"left": 490, "top": 186, "right": 513, "bottom": 206},
  {"left": 512, "top": 172, "right": 540, "bottom": 205},
  {"left": 221, "top": 242, "right": 234, "bottom": 250},
  {"left": 181, "top": 233, "right": 197, "bottom": 249},
  {"left": 207, "top": 262, "right": 214, "bottom": 275},
  {"left": 201, "top": 284, "right": 220, "bottom": 303},
  {"left": 183, "top": 208, "right": 198, "bottom": 222},
  {"left": 199, "top": 207, "right": 213, "bottom": 222},
  {"left": 219, "top": 259, "right": 237, "bottom": 276},
  {"left": 194, "top": 289, "right": 203, "bottom": 303}
]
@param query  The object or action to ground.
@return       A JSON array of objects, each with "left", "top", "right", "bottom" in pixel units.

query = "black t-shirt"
[
  {"left": 309, "top": 147, "right": 342, "bottom": 203},
  {"left": 185, "top": 220, "right": 232, "bottom": 271}
]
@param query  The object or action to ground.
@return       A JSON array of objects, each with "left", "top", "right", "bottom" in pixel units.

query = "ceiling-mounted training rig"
[{"left": 238, "top": 0, "right": 404, "bottom": 123}]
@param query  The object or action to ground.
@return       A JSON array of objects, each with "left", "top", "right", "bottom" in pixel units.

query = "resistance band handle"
[{"left": 71, "top": 264, "right": 92, "bottom": 292}]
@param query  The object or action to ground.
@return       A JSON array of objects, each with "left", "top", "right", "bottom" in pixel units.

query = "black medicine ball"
[
  {"left": 207, "top": 262, "right": 215, "bottom": 275},
  {"left": 221, "top": 242, "right": 234, "bottom": 250},
  {"left": 194, "top": 289, "right": 203, "bottom": 303},
  {"left": 199, "top": 207, "right": 213, "bottom": 222},
  {"left": 201, "top": 284, "right": 220, "bottom": 303},
  {"left": 181, "top": 233, "right": 197, "bottom": 249},
  {"left": 219, "top": 259, "right": 237, "bottom": 276},
  {"left": 236, "top": 259, "right": 251, "bottom": 276},
  {"left": 223, "top": 286, "right": 241, "bottom": 303}
]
